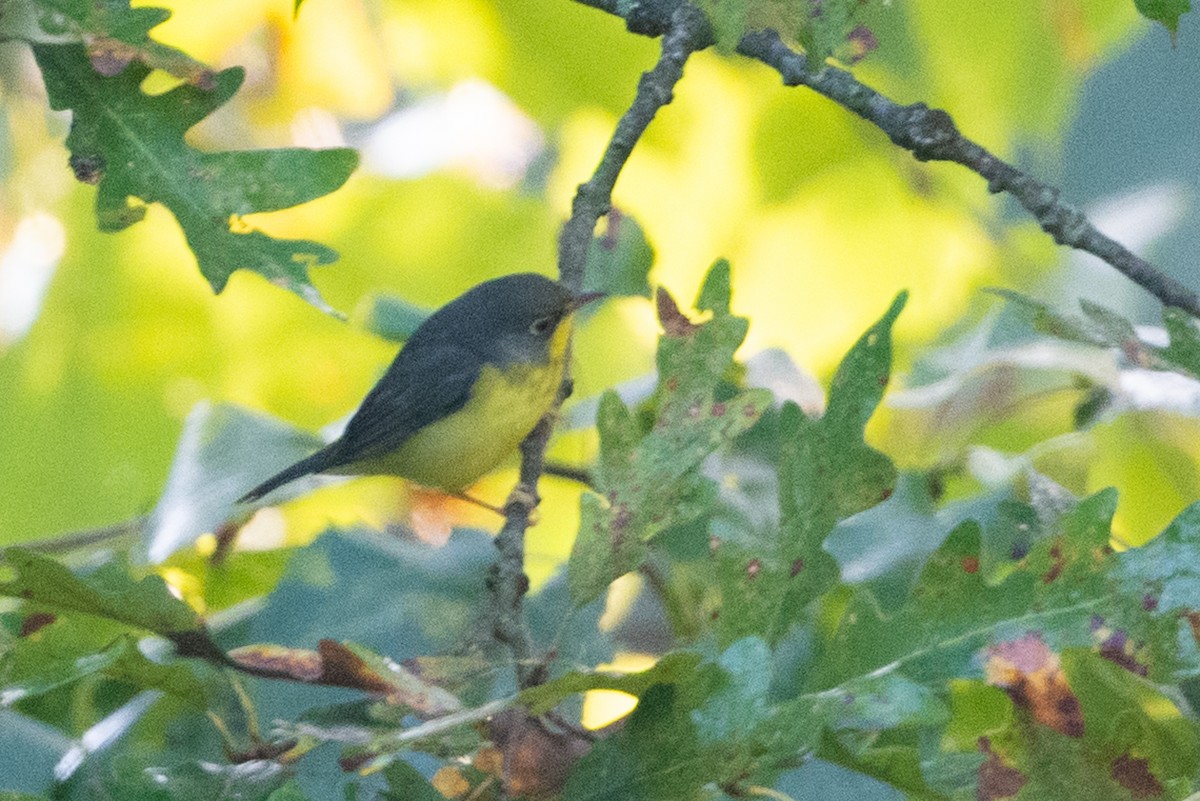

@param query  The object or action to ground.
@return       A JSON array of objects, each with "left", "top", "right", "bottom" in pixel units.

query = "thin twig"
[
  {"left": 281, "top": 697, "right": 513, "bottom": 747},
  {"left": 557, "top": 3, "right": 712, "bottom": 292},
  {"left": 11, "top": 515, "right": 148, "bottom": 554},
  {"left": 488, "top": 2, "right": 711, "bottom": 692},
  {"left": 542, "top": 461, "right": 594, "bottom": 487},
  {"left": 490, "top": 415, "right": 554, "bottom": 690},
  {"left": 570, "top": 1, "right": 1200, "bottom": 318}
]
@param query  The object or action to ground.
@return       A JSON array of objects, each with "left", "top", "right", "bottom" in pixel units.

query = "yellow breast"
[{"left": 358, "top": 316, "right": 572, "bottom": 492}]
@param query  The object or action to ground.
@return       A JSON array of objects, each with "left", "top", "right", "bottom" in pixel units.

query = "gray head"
[{"left": 413, "top": 273, "right": 582, "bottom": 365}]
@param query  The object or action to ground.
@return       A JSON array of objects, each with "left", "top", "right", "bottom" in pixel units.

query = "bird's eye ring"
[{"left": 530, "top": 315, "right": 554, "bottom": 335}]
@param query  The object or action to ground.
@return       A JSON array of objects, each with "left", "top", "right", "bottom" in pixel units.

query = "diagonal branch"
[
  {"left": 571, "top": 1, "right": 1200, "bottom": 318},
  {"left": 488, "top": 2, "right": 711, "bottom": 691},
  {"left": 734, "top": 29, "right": 1200, "bottom": 318},
  {"left": 557, "top": 3, "right": 712, "bottom": 292}
]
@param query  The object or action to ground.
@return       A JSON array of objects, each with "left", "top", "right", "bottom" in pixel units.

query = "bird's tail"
[{"left": 237, "top": 444, "right": 343, "bottom": 504}]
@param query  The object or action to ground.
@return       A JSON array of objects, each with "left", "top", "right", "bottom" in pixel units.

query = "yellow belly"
[{"left": 354, "top": 358, "right": 566, "bottom": 492}]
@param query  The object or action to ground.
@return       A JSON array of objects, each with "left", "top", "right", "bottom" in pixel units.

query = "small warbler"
[{"left": 239, "top": 273, "right": 600, "bottom": 504}]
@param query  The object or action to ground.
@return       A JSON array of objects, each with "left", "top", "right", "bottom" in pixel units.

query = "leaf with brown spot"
[
  {"left": 430, "top": 766, "right": 470, "bottom": 798},
  {"left": 985, "top": 632, "right": 1083, "bottom": 737},
  {"left": 1096, "top": 628, "right": 1148, "bottom": 676},
  {"left": 569, "top": 262, "right": 769, "bottom": 606},
  {"left": 718, "top": 292, "right": 905, "bottom": 646},
  {"left": 227, "top": 639, "right": 462, "bottom": 716},
  {"left": 489, "top": 710, "right": 591, "bottom": 799},
  {"left": 977, "top": 737, "right": 1026, "bottom": 801},
  {"left": 656, "top": 287, "right": 700, "bottom": 337},
  {"left": 0, "top": 548, "right": 212, "bottom": 644},
  {"left": 1111, "top": 752, "right": 1164, "bottom": 800}
]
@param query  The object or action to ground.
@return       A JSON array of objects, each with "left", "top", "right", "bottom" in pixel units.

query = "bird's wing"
[{"left": 332, "top": 340, "right": 484, "bottom": 465}]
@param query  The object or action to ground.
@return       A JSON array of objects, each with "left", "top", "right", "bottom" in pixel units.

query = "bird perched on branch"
[{"left": 239, "top": 273, "right": 601, "bottom": 506}]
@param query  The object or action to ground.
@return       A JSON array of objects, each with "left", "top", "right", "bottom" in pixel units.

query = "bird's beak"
[{"left": 569, "top": 290, "right": 606, "bottom": 311}]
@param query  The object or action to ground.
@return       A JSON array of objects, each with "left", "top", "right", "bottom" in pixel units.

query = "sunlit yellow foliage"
[
  {"left": 0, "top": 0, "right": 1175, "bottom": 569},
  {"left": 1090, "top": 413, "right": 1200, "bottom": 546}
]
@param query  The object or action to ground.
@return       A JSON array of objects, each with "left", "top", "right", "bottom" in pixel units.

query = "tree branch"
[
  {"left": 14, "top": 515, "right": 147, "bottom": 554},
  {"left": 558, "top": 2, "right": 712, "bottom": 292},
  {"left": 279, "top": 697, "right": 513, "bottom": 747},
  {"left": 488, "top": 2, "right": 710, "bottom": 691},
  {"left": 571, "top": 1, "right": 1200, "bottom": 318},
  {"left": 735, "top": 29, "right": 1200, "bottom": 318}
]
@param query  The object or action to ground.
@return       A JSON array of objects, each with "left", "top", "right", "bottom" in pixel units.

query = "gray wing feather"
[{"left": 333, "top": 340, "right": 484, "bottom": 465}]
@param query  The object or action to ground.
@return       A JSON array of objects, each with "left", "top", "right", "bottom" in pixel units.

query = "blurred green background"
[{"left": 1, "top": 0, "right": 1197, "bottom": 562}]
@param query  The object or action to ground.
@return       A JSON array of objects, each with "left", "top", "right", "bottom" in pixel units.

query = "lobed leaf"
[
  {"left": 1134, "top": 0, "right": 1192, "bottom": 35},
  {"left": 716, "top": 291, "right": 905, "bottom": 645},
  {"left": 0, "top": 549, "right": 215, "bottom": 651},
  {"left": 568, "top": 261, "right": 770, "bottom": 606},
  {"left": 32, "top": 37, "right": 357, "bottom": 312}
]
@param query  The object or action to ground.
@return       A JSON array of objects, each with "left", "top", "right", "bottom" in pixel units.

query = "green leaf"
[
  {"left": 21, "top": 0, "right": 211, "bottom": 85},
  {"left": 0, "top": 549, "right": 211, "bottom": 646},
  {"left": 689, "top": 636, "right": 821, "bottom": 788},
  {"left": 265, "top": 782, "right": 312, "bottom": 801},
  {"left": 2, "top": 622, "right": 209, "bottom": 708},
  {"left": 378, "top": 761, "right": 442, "bottom": 801},
  {"left": 989, "top": 288, "right": 1110, "bottom": 347},
  {"left": 807, "top": 670, "right": 947, "bottom": 733},
  {"left": 32, "top": 42, "right": 357, "bottom": 312},
  {"left": 795, "top": 0, "right": 872, "bottom": 67},
  {"left": 961, "top": 646, "right": 1198, "bottom": 801},
  {"left": 568, "top": 261, "right": 771, "bottom": 606},
  {"left": 243, "top": 529, "right": 495, "bottom": 660},
  {"left": 1134, "top": 0, "right": 1192, "bottom": 35},
  {"left": 1064, "top": 649, "right": 1199, "bottom": 785},
  {"left": 786, "top": 290, "right": 904, "bottom": 529},
  {"left": 358, "top": 295, "right": 431, "bottom": 343},
  {"left": 694, "top": 0, "right": 749, "bottom": 53},
  {"left": 1160, "top": 307, "right": 1200, "bottom": 378},
  {"left": 102, "top": 758, "right": 291, "bottom": 801},
  {"left": 716, "top": 292, "right": 904, "bottom": 645},
  {"left": 811, "top": 490, "right": 1122, "bottom": 690},
  {"left": 817, "top": 733, "right": 944, "bottom": 800},
  {"left": 141, "top": 402, "right": 325, "bottom": 563},
  {"left": 0, "top": 710, "right": 71, "bottom": 798},
  {"left": 691, "top": 637, "right": 771, "bottom": 746},
  {"left": 526, "top": 571, "right": 615, "bottom": 684},
  {"left": 941, "top": 680, "right": 1012, "bottom": 752},
  {"left": 583, "top": 211, "right": 654, "bottom": 300},
  {"left": 519, "top": 651, "right": 703, "bottom": 715},
  {"left": 825, "top": 474, "right": 953, "bottom": 609},
  {"left": 1115, "top": 499, "right": 1200, "bottom": 616},
  {"left": 563, "top": 683, "right": 709, "bottom": 801}
]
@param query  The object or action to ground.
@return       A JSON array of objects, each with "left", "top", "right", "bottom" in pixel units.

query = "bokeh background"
[{"left": 1, "top": 0, "right": 1198, "bottom": 565}]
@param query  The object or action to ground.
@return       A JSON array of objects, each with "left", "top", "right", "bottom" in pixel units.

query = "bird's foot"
[{"left": 504, "top": 485, "right": 541, "bottom": 524}]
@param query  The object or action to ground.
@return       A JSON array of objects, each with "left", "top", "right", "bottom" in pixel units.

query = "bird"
[{"left": 238, "top": 273, "right": 601, "bottom": 506}]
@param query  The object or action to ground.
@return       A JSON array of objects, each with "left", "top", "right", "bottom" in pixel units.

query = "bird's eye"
[{"left": 529, "top": 315, "right": 554, "bottom": 335}]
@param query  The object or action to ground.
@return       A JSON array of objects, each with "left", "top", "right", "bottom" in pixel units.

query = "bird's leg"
[
  {"left": 448, "top": 491, "right": 507, "bottom": 517},
  {"left": 447, "top": 485, "right": 542, "bottom": 523},
  {"left": 502, "top": 484, "right": 541, "bottom": 526}
]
